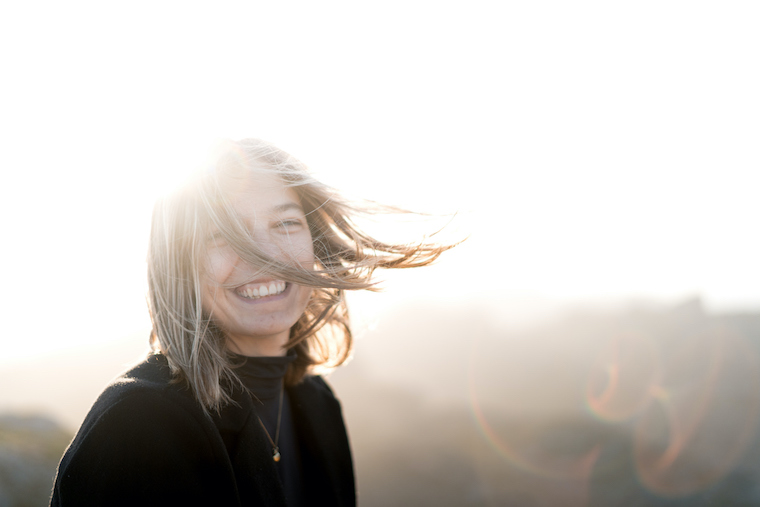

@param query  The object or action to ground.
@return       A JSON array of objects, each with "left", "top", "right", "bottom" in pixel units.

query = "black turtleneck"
[{"left": 216, "top": 352, "right": 304, "bottom": 507}]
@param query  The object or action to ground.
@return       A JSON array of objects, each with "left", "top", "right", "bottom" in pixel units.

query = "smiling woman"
[{"left": 50, "top": 138, "right": 453, "bottom": 507}]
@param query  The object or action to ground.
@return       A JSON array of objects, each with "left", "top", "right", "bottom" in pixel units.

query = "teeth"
[{"left": 237, "top": 281, "right": 287, "bottom": 299}]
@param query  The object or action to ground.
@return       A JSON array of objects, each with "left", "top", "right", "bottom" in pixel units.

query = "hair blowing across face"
[{"left": 147, "top": 138, "right": 455, "bottom": 412}]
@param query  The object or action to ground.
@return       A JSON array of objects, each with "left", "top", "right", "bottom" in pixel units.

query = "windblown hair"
[{"left": 148, "top": 138, "right": 452, "bottom": 412}]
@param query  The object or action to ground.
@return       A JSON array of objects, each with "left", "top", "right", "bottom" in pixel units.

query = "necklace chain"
[{"left": 254, "top": 381, "right": 284, "bottom": 462}]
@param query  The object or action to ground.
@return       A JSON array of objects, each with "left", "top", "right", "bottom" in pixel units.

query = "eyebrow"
[{"left": 272, "top": 202, "right": 304, "bottom": 214}]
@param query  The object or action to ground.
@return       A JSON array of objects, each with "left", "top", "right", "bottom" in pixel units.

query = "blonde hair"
[{"left": 147, "top": 138, "right": 452, "bottom": 411}]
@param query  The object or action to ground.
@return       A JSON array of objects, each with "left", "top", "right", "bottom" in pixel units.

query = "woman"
[{"left": 50, "top": 139, "right": 451, "bottom": 507}]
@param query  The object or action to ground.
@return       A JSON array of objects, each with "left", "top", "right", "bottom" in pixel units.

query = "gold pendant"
[{"left": 273, "top": 449, "right": 281, "bottom": 462}]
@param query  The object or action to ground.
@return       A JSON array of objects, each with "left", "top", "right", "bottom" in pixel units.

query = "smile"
[{"left": 235, "top": 280, "right": 287, "bottom": 300}]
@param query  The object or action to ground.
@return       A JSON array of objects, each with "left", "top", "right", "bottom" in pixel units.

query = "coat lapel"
[{"left": 288, "top": 376, "right": 356, "bottom": 507}]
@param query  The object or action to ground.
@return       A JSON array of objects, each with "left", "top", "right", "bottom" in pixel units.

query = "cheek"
[
  {"left": 204, "top": 247, "right": 237, "bottom": 284},
  {"left": 298, "top": 250, "right": 315, "bottom": 269},
  {"left": 295, "top": 236, "right": 315, "bottom": 268},
  {"left": 295, "top": 286, "right": 314, "bottom": 314}
]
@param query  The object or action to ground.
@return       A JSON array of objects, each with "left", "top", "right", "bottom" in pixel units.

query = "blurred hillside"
[{"left": 0, "top": 414, "right": 71, "bottom": 507}]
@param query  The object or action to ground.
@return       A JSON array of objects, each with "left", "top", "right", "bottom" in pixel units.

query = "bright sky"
[{"left": 1, "top": 1, "right": 759, "bottom": 364}]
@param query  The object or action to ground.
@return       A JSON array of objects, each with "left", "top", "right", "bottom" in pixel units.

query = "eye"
[{"left": 277, "top": 219, "right": 304, "bottom": 230}]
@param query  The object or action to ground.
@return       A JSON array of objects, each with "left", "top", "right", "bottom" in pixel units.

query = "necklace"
[{"left": 254, "top": 381, "right": 284, "bottom": 462}]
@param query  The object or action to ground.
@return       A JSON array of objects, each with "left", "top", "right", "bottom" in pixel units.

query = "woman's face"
[{"left": 201, "top": 171, "right": 314, "bottom": 356}]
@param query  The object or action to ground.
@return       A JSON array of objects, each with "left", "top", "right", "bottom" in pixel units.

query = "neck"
[{"left": 225, "top": 330, "right": 290, "bottom": 357}]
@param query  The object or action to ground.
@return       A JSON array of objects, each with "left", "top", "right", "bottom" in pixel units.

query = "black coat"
[{"left": 50, "top": 354, "right": 355, "bottom": 507}]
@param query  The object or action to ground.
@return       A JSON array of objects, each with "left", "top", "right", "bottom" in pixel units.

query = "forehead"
[{"left": 225, "top": 170, "right": 303, "bottom": 218}]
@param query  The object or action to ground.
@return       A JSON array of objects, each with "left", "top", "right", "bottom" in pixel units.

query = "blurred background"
[{"left": 1, "top": 1, "right": 759, "bottom": 505}]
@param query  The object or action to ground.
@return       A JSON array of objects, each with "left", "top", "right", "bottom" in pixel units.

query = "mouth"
[{"left": 235, "top": 280, "right": 288, "bottom": 300}]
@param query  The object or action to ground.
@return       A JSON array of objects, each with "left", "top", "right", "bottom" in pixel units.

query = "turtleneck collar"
[{"left": 231, "top": 350, "right": 297, "bottom": 401}]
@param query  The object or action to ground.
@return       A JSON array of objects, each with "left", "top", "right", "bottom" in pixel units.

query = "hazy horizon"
[{"left": 1, "top": 292, "right": 755, "bottom": 431}]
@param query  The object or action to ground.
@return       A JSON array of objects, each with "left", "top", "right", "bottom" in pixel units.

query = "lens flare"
[
  {"left": 586, "top": 332, "right": 661, "bottom": 422},
  {"left": 467, "top": 336, "right": 601, "bottom": 481},
  {"left": 468, "top": 322, "right": 760, "bottom": 502},
  {"left": 633, "top": 328, "right": 760, "bottom": 496}
]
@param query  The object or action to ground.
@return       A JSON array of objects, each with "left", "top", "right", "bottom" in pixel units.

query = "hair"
[{"left": 147, "top": 138, "right": 453, "bottom": 412}]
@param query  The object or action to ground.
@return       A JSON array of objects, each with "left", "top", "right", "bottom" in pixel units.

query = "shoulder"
[
  {"left": 292, "top": 374, "right": 340, "bottom": 403},
  {"left": 52, "top": 354, "right": 237, "bottom": 506},
  {"left": 73, "top": 354, "right": 216, "bottom": 447},
  {"left": 300, "top": 374, "right": 336, "bottom": 394},
  {"left": 288, "top": 374, "right": 345, "bottom": 420},
  {"left": 84, "top": 354, "right": 199, "bottom": 423}
]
